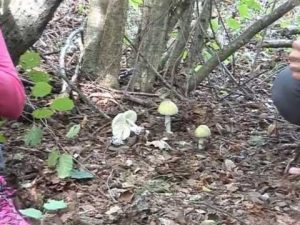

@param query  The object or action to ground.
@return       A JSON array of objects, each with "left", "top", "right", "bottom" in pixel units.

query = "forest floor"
[{"left": 2, "top": 1, "right": 300, "bottom": 225}]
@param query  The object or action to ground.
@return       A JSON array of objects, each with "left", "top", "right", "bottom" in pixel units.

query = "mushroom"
[
  {"left": 194, "top": 125, "right": 211, "bottom": 150},
  {"left": 111, "top": 113, "right": 131, "bottom": 142},
  {"left": 124, "top": 110, "right": 143, "bottom": 134},
  {"left": 111, "top": 110, "right": 144, "bottom": 145},
  {"left": 158, "top": 99, "right": 178, "bottom": 133}
]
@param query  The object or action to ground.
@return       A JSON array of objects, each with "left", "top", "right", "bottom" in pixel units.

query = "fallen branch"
[
  {"left": 260, "top": 39, "right": 293, "bottom": 48},
  {"left": 187, "top": 0, "right": 300, "bottom": 92}
]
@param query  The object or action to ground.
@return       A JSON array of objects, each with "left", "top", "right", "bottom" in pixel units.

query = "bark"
[
  {"left": 187, "top": 0, "right": 212, "bottom": 67},
  {"left": 82, "top": 0, "right": 128, "bottom": 89},
  {"left": 188, "top": 0, "right": 300, "bottom": 92},
  {"left": 164, "top": 0, "right": 194, "bottom": 74},
  {"left": 0, "top": 0, "right": 62, "bottom": 64},
  {"left": 81, "top": 0, "right": 108, "bottom": 77},
  {"left": 130, "top": 0, "right": 173, "bottom": 92}
]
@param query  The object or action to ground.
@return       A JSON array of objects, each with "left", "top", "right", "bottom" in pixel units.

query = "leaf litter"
[{"left": 1, "top": 0, "right": 300, "bottom": 224}]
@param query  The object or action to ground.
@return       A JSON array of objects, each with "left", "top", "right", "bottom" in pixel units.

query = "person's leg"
[{"left": 272, "top": 66, "right": 300, "bottom": 125}]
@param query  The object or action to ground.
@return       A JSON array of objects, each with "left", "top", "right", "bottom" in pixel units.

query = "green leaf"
[
  {"left": 203, "top": 50, "right": 212, "bottom": 61},
  {"left": 194, "top": 64, "right": 202, "bottom": 72},
  {"left": 238, "top": 4, "right": 249, "bottom": 19},
  {"left": 28, "top": 70, "right": 51, "bottom": 83},
  {"left": 70, "top": 170, "right": 94, "bottom": 179},
  {"left": 43, "top": 199, "right": 68, "bottom": 211},
  {"left": 50, "top": 97, "right": 74, "bottom": 112},
  {"left": 20, "top": 51, "right": 41, "bottom": 70},
  {"left": 19, "top": 208, "right": 43, "bottom": 220},
  {"left": 66, "top": 124, "right": 81, "bottom": 139},
  {"left": 32, "top": 107, "right": 54, "bottom": 119},
  {"left": 245, "top": 0, "right": 261, "bottom": 11},
  {"left": 56, "top": 154, "right": 73, "bottom": 179},
  {"left": 0, "top": 134, "right": 6, "bottom": 142},
  {"left": 169, "top": 31, "right": 178, "bottom": 38},
  {"left": 226, "top": 18, "right": 240, "bottom": 30},
  {"left": 211, "top": 18, "right": 219, "bottom": 30},
  {"left": 47, "top": 149, "right": 60, "bottom": 168},
  {"left": 24, "top": 125, "right": 43, "bottom": 146},
  {"left": 129, "top": 0, "right": 143, "bottom": 9},
  {"left": 32, "top": 82, "right": 52, "bottom": 97},
  {"left": 181, "top": 49, "right": 188, "bottom": 60}
]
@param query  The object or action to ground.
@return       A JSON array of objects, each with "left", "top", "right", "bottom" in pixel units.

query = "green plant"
[{"left": 19, "top": 199, "right": 68, "bottom": 220}]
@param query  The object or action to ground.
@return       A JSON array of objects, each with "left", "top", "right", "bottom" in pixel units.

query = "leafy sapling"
[
  {"left": 158, "top": 99, "right": 178, "bottom": 133},
  {"left": 194, "top": 125, "right": 211, "bottom": 150}
]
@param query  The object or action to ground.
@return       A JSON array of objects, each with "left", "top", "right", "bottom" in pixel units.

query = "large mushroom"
[{"left": 158, "top": 99, "right": 178, "bottom": 133}]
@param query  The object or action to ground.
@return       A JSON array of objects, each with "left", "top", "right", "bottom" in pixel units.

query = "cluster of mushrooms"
[
  {"left": 158, "top": 99, "right": 211, "bottom": 150},
  {"left": 111, "top": 99, "right": 211, "bottom": 150}
]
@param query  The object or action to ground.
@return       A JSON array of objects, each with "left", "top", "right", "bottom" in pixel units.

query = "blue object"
[{"left": 272, "top": 66, "right": 300, "bottom": 125}]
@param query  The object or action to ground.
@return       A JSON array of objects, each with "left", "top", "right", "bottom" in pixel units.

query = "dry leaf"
[
  {"left": 224, "top": 159, "right": 236, "bottom": 171},
  {"left": 146, "top": 140, "right": 172, "bottom": 150},
  {"left": 119, "top": 190, "right": 134, "bottom": 203}
]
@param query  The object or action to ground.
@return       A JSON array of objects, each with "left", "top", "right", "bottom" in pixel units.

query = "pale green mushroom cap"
[
  {"left": 194, "top": 125, "right": 211, "bottom": 138},
  {"left": 158, "top": 99, "right": 178, "bottom": 116}
]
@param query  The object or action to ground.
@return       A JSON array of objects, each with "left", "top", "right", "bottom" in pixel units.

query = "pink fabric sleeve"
[{"left": 0, "top": 29, "right": 25, "bottom": 119}]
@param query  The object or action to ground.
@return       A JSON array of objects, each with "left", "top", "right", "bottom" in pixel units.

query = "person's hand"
[{"left": 289, "top": 40, "right": 300, "bottom": 80}]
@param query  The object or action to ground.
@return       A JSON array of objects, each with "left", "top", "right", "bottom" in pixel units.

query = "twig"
[
  {"left": 247, "top": 0, "right": 278, "bottom": 86},
  {"left": 60, "top": 26, "right": 83, "bottom": 93},
  {"left": 106, "top": 169, "right": 118, "bottom": 202},
  {"left": 213, "top": 0, "right": 237, "bottom": 77},
  {"left": 123, "top": 94, "right": 157, "bottom": 107},
  {"left": 97, "top": 85, "right": 159, "bottom": 97},
  {"left": 124, "top": 36, "right": 186, "bottom": 100},
  {"left": 220, "top": 69, "right": 269, "bottom": 101},
  {"left": 59, "top": 27, "right": 110, "bottom": 120},
  {"left": 198, "top": 202, "right": 247, "bottom": 225}
]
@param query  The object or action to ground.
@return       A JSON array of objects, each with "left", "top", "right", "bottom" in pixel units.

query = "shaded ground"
[{"left": 2, "top": 1, "right": 300, "bottom": 224}]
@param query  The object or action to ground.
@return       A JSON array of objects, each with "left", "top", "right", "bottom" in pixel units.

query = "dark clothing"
[{"left": 272, "top": 66, "right": 300, "bottom": 125}]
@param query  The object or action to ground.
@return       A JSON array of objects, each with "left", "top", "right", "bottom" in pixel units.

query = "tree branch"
[
  {"left": 188, "top": 0, "right": 300, "bottom": 92},
  {"left": 260, "top": 39, "right": 293, "bottom": 48}
]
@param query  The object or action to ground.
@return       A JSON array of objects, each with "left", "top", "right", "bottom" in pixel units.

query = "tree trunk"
[
  {"left": 0, "top": 0, "right": 62, "bottom": 64},
  {"left": 187, "top": 0, "right": 212, "bottom": 68},
  {"left": 81, "top": 0, "right": 109, "bottom": 77},
  {"left": 164, "top": 0, "right": 195, "bottom": 75},
  {"left": 130, "top": 0, "right": 173, "bottom": 92},
  {"left": 82, "top": 0, "right": 128, "bottom": 89}
]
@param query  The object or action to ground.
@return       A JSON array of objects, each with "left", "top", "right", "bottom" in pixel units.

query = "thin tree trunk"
[
  {"left": 187, "top": 0, "right": 212, "bottom": 68},
  {"left": 130, "top": 0, "right": 172, "bottom": 92},
  {"left": 164, "top": 0, "right": 195, "bottom": 75},
  {"left": 81, "top": 0, "right": 109, "bottom": 77},
  {"left": 82, "top": 0, "right": 128, "bottom": 89}
]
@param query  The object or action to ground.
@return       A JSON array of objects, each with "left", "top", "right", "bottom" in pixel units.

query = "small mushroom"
[
  {"left": 158, "top": 99, "right": 178, "bottom": 133},
  {"left": 194, "top": 125, "right": 211, "bottom": 150}
]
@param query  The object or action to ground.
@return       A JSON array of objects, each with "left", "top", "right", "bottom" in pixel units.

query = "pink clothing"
[
  {"left": 0, "top": 176, "right": 30, "bottom": 224},
  {"left": 0, "top": 29, "right": 25, "bottom": 119}
]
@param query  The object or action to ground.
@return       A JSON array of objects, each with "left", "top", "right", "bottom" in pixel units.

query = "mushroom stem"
[
  {"left": 198, "top": 138, "right": 205, "bottom": 150},
  {"left": 165, "top": 115, "right": 172, "bottom": 133}
]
